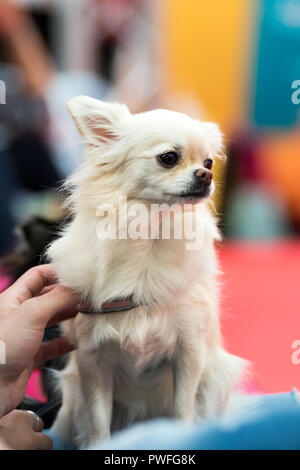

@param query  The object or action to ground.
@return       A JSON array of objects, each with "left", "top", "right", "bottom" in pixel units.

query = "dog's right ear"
[{"left": 66, "top": 96, "right": 131, "bottom": 146}]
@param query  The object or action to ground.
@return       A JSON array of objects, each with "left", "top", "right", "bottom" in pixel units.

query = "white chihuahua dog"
[{"left": 48, "top": 97, "right": 243, "bottom": 449}]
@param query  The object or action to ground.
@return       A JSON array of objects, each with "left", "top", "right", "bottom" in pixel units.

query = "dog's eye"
[
  {"left": 158, "top": 151, "right": 179, "bottom": 168},
  {"left": 204, "top": 158, "right": 213, "bottom": 170}
]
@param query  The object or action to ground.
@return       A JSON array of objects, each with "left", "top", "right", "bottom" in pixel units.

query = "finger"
[
  {"left": 24, "top": 410, "right": 44, "bottom": 432},
  {"left": 3, "top": 265, "right": 58, "bottom": 305},
  {"left": 33, "top": 337, "right": 75, "bottom": 369},
  {"left": 46, "top": 305, "right": 78, "bottom": 327},
  {"left": 39, "top": 285, "right": 78, "bottom": 317},
  {"left": 33, "top": 432, "right": 53, "bottom": 450},
  {"left": 38, "top": 284, "right": 57, "bottom": 296},
  {"left": 24, "top": 284, "right": 78, "bottom": 327}
]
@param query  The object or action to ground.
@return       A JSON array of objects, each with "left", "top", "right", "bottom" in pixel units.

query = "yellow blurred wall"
[{"left": 160, "top": 0, "right": 257, "bottom": 134}]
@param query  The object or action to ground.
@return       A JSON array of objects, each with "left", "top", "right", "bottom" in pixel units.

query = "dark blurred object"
[
  {"left": 0, "top": 64, "right": 60, "bottom": 252},
  {"left": 221, "top": 133, "right": 260, "bottom": 232},
  {"left": 2, "top": 216, "right": 63, "bottom": 279},
  {"left": 0, "top": 149, "right": 19, "bottom": 256},
  {"left": 10, "top": 132, "right": 60, "bottom": 192},
  {"left": 221, "top": 134, "right": 291, "bottom": 239},
  {"left": 2, "top": 215, "right": 71, "bottom": 426},
  {"left": 97, "top": 33, "right": 118, "bottom": 82},
  {"left": 17, "top": 396, "right": 61, "bottom": 429},
  {"left": 0, "top": 72, "right": 60, "bottom": 192},
  {"left": 30, "top": 10, "right": 52, "bottom": 51}
]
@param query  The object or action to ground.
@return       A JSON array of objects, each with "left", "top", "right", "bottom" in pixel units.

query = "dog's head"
[{"left": 67, "top": 96, "right": 223, "bottom": 206}]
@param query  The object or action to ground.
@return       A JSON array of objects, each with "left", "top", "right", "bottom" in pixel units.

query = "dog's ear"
[
  {"left": 66, "top": 96, "right": 130, "bottom": 146},
  {"left": 203, "top": 122, "right": 224, "bottom": 156}
]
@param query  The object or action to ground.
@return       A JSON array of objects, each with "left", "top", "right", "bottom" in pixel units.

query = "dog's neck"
[{"left": 51, "top": 198, "right": 218, "bottom": 311}]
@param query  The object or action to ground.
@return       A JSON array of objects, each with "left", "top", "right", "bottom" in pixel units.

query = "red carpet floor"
[
  {"left": 2, "top": 239, "right": 297, "bottom": 400},
  {"left": 219, "top": 240, "right": 300, "bottom": 393}
]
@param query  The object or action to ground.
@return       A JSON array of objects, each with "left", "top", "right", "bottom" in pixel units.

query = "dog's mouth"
[{"left": 166, "top": 186, "right": 211, "bottom": 201}]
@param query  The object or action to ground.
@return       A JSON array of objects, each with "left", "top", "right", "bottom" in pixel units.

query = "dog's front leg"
[
  {"left": 173, "top": 339, "right": 204, "bottom": 421},
  {"left": 78, "top": 350, "right": 113, "bottom": 446}
]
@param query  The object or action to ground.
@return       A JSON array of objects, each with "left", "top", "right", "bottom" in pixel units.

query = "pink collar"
[{"left": 77, "top": 296, "right": 139, "bottom": 315}]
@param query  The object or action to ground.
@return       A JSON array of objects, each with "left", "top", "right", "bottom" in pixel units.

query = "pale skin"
[{"left": 0, "top": 265, "right": 78, "bottom": 450}]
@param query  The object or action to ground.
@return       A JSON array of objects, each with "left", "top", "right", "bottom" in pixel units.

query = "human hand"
[
  {"left": 0, "top": 0, "right": 26, "bottom": 35},
  {"left": 0, "top": 409, "right": 52, "bottom": 450},
  {"left": 0, "top": 265, "right": 78, "bottom": 417}
]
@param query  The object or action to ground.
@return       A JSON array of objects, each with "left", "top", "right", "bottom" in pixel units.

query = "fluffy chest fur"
[
  {"left": 65, "top": 305, "right": 179, "bottom": 375},
  {"left": 49, "top": 203, "right": 219, "bottom": 375},
  {"left": 48, "top": 203, "right": 219, "bottom": 307}
]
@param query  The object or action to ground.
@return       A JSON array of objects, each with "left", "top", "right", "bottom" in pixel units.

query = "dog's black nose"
[{"left": 194, "top": 168, "right": 213, "bottom": 185}]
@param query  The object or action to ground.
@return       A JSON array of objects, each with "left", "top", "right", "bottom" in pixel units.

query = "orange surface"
[
  {"left": 159, "top": 0, "right": 258, "bottom": 211},
  {"left": 160, "top": 0, "right": 256, "bottom": 132}
]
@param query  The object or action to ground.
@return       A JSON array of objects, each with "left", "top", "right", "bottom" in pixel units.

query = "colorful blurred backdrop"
[{"left": 0, "top": 0, "right": 299, "bottom": 396}]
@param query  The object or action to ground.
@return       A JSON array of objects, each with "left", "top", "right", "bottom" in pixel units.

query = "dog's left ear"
[
  {"left": 66, "top": 96, "right": 131, "bottom": 146},
  {"left": 203, "top": 122, "right": 223, "bottom": 156}
]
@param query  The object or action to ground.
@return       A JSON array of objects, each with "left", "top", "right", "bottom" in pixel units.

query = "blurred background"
[{"left": 0, "top": 0, "right": 299, "bottom": 397}]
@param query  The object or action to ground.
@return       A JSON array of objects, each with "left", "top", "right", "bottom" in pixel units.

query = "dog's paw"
[
  {"left": 173, "top": 406, "right": 195, "bottom": 422},
  {"left": 83, "top": 433, "right": 111, "bottom": 450}
]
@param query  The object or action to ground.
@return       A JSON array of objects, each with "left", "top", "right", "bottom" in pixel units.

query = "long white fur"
[{"left": 48, "top": 97, "right": 244, "bottom": 449}]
